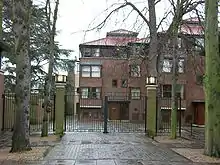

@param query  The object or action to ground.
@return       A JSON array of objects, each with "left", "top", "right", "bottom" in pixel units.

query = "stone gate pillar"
[
  {"left": 146, "top": 84, "right": 157, "bottom": 137},
  {"left": 55, "top": 83, "right": 65, "bottom": 135}
]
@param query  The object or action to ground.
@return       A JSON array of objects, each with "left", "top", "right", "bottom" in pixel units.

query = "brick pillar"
[
  {"left": 146, "top": 85, "right": 157, "bottom": 137},
  {"left": 55, "top": 83, "right": 65, "bottom": 135},
  {"left": 0, "top": 70, "right": 4, "bottom": 131}
]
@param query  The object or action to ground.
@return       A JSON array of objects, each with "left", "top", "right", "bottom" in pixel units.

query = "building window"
[
  {"left": 121, "top": 79, "right": 128, "bottom": 88},
  {"left": 162, "top": 85, "right": 172, "bottom": 98},
  {"left": 81, "top": 87, "right": 101, "bottom": 99},
  {"left": 81, "top": 66, "right": 91, "bottom": 77},
  {"left": 162, "top": 58, "right": 185, "bottom": 73},
  {"left": 162, "top": 59, "right": 172, "bottom": 73},
  {"left": 178, "top": 59, "right": 184, "bottom": 73},
  {"left": 162, "top": 84, "right": 184, "bottom": 99},
  {"left": 195, "top": 38, "right": 204, "bottom": 50},
  {"left": 130, "top": 88, "right": 141, "bottom": 100},
  {"left": 81, "top": 65, "right": 101, "bottom": 78},
  {"left": 91, "top": 66, "right": 101, "bottom": 77},
  {"left": 83, "top": 48, "right": 100, "bottom": 57},
  {"left": 112, "top": 79, "right": 117, "bottom": 88},
  {"left": 130, "top": 64, "right": 141, "bottom": 77},
  {"left": 93, "top": 48, "right": 100, "bottom": 57}
]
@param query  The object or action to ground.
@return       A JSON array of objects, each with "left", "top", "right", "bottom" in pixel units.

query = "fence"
[
  {"left": 64, "top": 93, "right": 147, "bottom": 133},
  {"left": 156, "top": 97, "right": 183, "bottom": 136},
  {"left": 2, "top": 92, "right": 55, "bottom": 133}
]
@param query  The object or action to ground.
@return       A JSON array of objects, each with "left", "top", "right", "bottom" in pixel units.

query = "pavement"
[{"left": 20, "top": 132, "right": 216, "bottom": 165}]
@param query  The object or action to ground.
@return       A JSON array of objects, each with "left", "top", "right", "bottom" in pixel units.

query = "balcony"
[
  {"left": 80, "top": 98, "right": 102, "bottom": 108},
  {"left": 105, "top": 92, "right": 130, "bottom": 102},
  {"left": 158, "top": 97, "right": 186, "bottom": 110}
]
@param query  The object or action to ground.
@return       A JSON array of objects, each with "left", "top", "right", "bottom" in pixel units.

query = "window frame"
[
  {"left": 80, "top": 87, "right": 101, "bottom": 99},
  {"left": 130, "top": 87, "right": 141, "bottom": 100},
  {"left": 83, "top": 48, "right": 100, "bottom": 57},
  {"left": 129, "top": 64, "right": 141, "bottom": 77},
  {"left": 162, "top": 58, "right": 185, "bottom": 73},
  {"left": 112, "top": 79, "right": 118, "bottom": 88},
  {"left": 81, "top": 65, "right": 101, "bottom": 78},
  {"left": 162, "top": 84, "right": 185, "bottom": 99},
  {"left": 121, "top": 79, "right": 128, "bottom": 88}
]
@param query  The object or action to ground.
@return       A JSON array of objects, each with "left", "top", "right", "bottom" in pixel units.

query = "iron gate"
[
  {"left": 1, "top": 92, "right": 56, "bottom": 133},
  {"left": 64, "top": 93, "right": 147, "bottom": 133}
]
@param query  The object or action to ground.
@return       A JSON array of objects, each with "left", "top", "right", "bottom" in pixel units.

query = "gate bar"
[{"left": 103, "top": 95, "right": 108, "bottom": 134}]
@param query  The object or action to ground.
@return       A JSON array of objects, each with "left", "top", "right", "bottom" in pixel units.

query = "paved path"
[{"left": 24, "top": 132, "right": 215, "bottom": 165}]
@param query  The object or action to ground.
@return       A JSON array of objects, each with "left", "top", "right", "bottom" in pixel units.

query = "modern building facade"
[{"left": 78, "top": 18, "right": 205, "bottom": 125}]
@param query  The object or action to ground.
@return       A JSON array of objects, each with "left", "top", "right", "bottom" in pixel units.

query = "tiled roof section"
[
  {"left": 180, "top": 17, "right": 204, "bottom": 35},
  {"left": 80, "top": 29, "right": 143, "bottom": 46},
  {"left": 81, "top": 36, "right": 140, "bottom": 46}
]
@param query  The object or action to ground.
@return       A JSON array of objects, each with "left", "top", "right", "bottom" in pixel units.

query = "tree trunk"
[
  {"left": 0, "top": 0, "right": 3, "bottom": 69},
  {"left": 41, "top": 0, "right": 59, "bottom": 137},
  {"left": 10, "top": 0, "right": 32, "bottom": 152},
  {"left": 204, "top": 0, "right": 220, "bottom": 157},
  {"left": 170, "top": 45, "right": 178, "bottom": 139},
  {"left": 170, "top": 0, "right": 184, "bottom": 139}
]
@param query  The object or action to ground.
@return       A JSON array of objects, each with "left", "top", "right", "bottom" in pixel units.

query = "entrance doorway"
[{"left": 108, "top": 101, "right": 129, "bottom": 120}]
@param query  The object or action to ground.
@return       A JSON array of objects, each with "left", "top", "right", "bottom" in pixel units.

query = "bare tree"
[{"left": 41, "top": 0, "right": 60, "bottom": 137}]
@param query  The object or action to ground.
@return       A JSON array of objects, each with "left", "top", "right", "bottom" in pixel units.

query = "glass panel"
[
  {"left": 81, "top": 66, "right": 91, "bottom": 77},
  {"left": 130, "top": 65, "right": 141, "bottom": 77},
  {"left": 162, "top": 59, "right": 172, "bottom": 72},
  {"left": 162, "top": 85, "right": 172, "bottom": 98},
  {"left": 131, "top": 88, "right": 140, "bottom": 99},
  {"left": 178, "top": 59, "right": 184, "bottom": 73},
  {"left": 91, "top": 66, "right": 101, "bottom": 77},
  {"left": 81, "top": 88, "right": 89, "bottom": 98}
]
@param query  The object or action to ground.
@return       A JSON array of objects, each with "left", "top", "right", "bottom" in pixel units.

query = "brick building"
[{"left": 78, "top": 18, "right": 205, "bottom": 125}]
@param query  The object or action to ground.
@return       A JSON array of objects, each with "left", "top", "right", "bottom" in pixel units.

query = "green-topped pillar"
[{"left": 146, "top": 76, "right": 157, "bottom": 138}]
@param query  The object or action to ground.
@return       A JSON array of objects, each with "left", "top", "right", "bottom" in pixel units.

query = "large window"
[
  {"left": 162, "top": 58, "right": 185, "bottom": 73},
  {"left": 162, "top": 84, "right": 184, "bottom": 99},
  {"left": 130, "top": 88, "right": 141, "bottom": 100},
  {"left": 81, "top": 65, "right": 101, "bottom": 77},
  {"left": 81, "top": 87, "right": 101, "bottom": 99},
  {"left": 83, "top": 48, "right": 100, "bottom": 57},
  {"left": 130, "top": 64, "right": 141, "bottom": 77}
]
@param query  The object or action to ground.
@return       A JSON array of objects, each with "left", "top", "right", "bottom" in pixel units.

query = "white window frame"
[
  {"left": 91, "top": 66, "right": 101, "bottom": 77},
  {"left": 81, "top": 66, "right": 91, "bottom": 77},
  {"left": 131, "top": 88, "right": 141, "bottom": 100},
  {"left": 81, "top": 65, "right": 101, "bottom": 78},
  {"left": 162, "top": 58, "right": 185, "bottom": 73},
  {"left": 81, "top": 88, "right": 89, "bottom": 98},
  {"left": 81, "top": 87, "right": 101, "bottom": 99}
]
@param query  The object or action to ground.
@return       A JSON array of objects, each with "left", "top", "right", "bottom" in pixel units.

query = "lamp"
[
  {"left": 55, "top": 75, "right": 67, "bottom": 83},
  {"left": 146, "top": 76, "right": 157, "bottom": 85}
]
